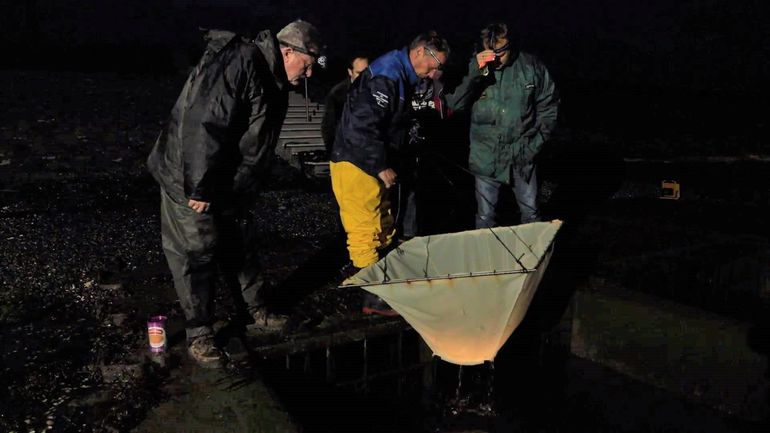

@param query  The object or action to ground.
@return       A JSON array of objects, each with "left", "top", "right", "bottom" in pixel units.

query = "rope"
[
  {"left": 423, "top": 150, "right": 540, "bottom": 269},
  {"left": 485, "top": 226, "right": 529, "bottom": 271}
]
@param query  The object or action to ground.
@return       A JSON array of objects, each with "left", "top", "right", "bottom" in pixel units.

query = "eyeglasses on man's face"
[
  {"left": 279, "top": 39, "right": 326, "bottom": 73},
  {"left": 292, "top": 51, "right": 314, "bottom": 77},
  {"left": 300, "top": 54, "right": 314, "bottom": 74},
  {"left": 493, "top": 42, "right": 511, "bottom": 55},
  {"left": 487, "top": 37, "right": 511, "bottom": 55},
  {"left": 424, "top": 46, "right": 444, "bottom": 71}
]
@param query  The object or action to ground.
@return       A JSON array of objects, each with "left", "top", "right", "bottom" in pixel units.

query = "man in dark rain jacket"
[
  {"left": 321, "top": 55, "right": 369, "bottom": 152},
  {"left": 147, "top": 20, "right": 324, "bottom": 368},
  {"left": 447, "top": 23, "right": 559, "bottom": 227},
  {"left": 330, "top": 32, "right": 449, "bottom": 315}
]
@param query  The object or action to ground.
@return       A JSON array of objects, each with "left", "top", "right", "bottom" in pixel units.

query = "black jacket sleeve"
[
  {"left": 232, "top": 57, "right": 281, "bottom": 196},
  {"left": 445, "top": 57, "right": 490, "bottom": 113},
  {"left": 518, "top": 60, "right": 560, "bottom": 166},
  {"left": 184, "top": 45, "right": 274, "bottom": 202},
  {"left": 182, "top": 67, "right": 235, "bottom": 202},
  {"left": 322, "top": 81, "right": 347, "bottom": 152},
  {"left": 532, "top": 61, "right": 559, "bottom": 148},
  {"left": 342, "top": 76, "right": 398, "bottom": 178}
]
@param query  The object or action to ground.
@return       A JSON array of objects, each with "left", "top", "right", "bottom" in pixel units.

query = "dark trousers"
[
  {"left": 396, "top": 158, "right": 419, "bottom": 238},
  {"left": 475, "top": 164, "right": 540, "bottom": 229},
  {"left": 401, "top": 187, "right": 418, "bottom": 238},
  {"left": 159, "top": 190, "right": 264, "bottom": 340}
]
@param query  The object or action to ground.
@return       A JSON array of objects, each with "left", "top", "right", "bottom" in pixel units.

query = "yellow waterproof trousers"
[{"left": 330, "top": 161, "right": 395, "bottom": 268}]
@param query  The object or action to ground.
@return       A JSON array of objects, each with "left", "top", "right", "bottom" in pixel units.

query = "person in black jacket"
[
  {"left": 147, "top": 20, "right": 324, "bottom": 368},
  {"left": 398, "top": 72, "right": 450, "bottom": 240},
  {"left": 321, "top": 55, "right": 369, "bottom": 152},
  {"left": 330, "top": 32, "right": 449, "bottom": 315}
]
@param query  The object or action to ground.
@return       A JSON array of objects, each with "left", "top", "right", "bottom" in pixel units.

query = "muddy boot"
[
  {"left": 188, "top": 335, "right": 226, "bottom": 369},
  {"left": 248, "top": 308, "right": 288, "bottom": 333},
  {"left": 362, "top": 293, "right": 399, "bottom": 317}
]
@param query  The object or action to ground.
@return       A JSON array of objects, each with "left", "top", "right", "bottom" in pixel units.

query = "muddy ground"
[
  {"left": 0, "top": 70, "right": 342, "bottom": 432},
  {"left": 1, "top": 70, "right": 769, "bottom": 432}
]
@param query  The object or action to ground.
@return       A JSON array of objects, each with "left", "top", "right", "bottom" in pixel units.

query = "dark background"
[
  {"left": 2, "top": 0, "right": 768, "bottom": 157},
  {"left": 0, "top": 0, "right": 770, "bottom": 156},
  {"left": 1, "top": 3, "right": 769, "bottom": 431}
]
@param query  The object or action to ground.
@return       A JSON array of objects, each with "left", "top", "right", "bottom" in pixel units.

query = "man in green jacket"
[{"left": 447, "top": 23, "right": 559, "bottom": 227}]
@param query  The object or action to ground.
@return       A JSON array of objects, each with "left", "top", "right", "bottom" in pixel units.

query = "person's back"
[
  {"left": 321, "top": 56, "right": 369, "bottom": 152},
  {"left": 148, "top": 29, "right": 289, "bottom": 205},
  {"left": 331, "top": 48, "right": 419, "bottom": 177},
  {"left": 322, "top": 79, "right": 349, "bottom": 152}
]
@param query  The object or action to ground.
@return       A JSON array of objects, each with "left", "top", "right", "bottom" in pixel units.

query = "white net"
[{"left": 344, "top": 220, "right": 563, "bottom": 365}]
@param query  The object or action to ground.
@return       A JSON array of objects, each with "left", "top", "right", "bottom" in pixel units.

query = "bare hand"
[
  {"left": 476, "top": 50, "right": 496, "bottom": 69},
  {"left": 378, "top": 168, "right": 397, "bottom": 188},
  {"left": 188, "top": 199, "right": 210, "bottom": 213}
]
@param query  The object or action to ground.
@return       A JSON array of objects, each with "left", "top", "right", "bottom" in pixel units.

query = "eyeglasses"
[
  {"left": 492, "top": 41, "right": 511, "bottom": 55},
  {"left": 289, "top": 48, "right": 314, "bottom": 77},
  {"left": 424, "top": 46, "right": 444, "bottom": 71},
  {"left": 300, "top": 55, "right": 314, "bottom": 75},
  {"left": 278, "top": 39, "right": 327, "bottom": 69}
]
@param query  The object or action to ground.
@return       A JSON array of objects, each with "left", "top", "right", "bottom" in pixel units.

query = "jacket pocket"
[
  {"left": 471, "top": 96, "right": 496, "bottom": 125},
  {"left": 518, "top": 83, "right": 536, "bottom": 121}
]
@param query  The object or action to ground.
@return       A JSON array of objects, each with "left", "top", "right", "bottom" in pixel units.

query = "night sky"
[
  {"left": 3, "top": 1, "right": 767, "bottom": 87},
  {"left": 2, "top": 0, "right": 768, "bottom": 148}
]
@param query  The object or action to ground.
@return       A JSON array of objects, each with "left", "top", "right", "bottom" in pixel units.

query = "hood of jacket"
[
  {"left": 253, "top": 29, "right": 288, "bottom": 92},
  {"left": 200, "top": 28, "right": 287, "bottom": 92}
]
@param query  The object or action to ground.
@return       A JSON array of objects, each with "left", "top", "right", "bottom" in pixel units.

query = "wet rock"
[
  {"left": 94, "top": 364, "right": 144, "bottom": 383},
  {"left": 223, "top": 337, "right": 249, "bottom": 364},
  {"left": 107, "top": 313, "right": 129, "bottom": 327},
  {"left": 96, "top": 257, "right": 127, "bottom": 291},
  {"left": 67, "top": 389, "right": 115, "bottom": 408},
  {"left": 145, "top": 352, "right": 169, "bottom": 369}
]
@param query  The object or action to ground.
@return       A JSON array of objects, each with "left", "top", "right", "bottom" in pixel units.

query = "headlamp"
[
  {"left": 279, "top": 39, "right": 327, "bottom": 69},
  {"left": 493, "top": 42, "right": 511, "bottom": 55}
]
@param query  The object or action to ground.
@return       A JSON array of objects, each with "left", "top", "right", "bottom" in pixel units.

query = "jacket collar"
[
  {"left": 395, "top": 48, "right": 419, "bottom": 87},
  {"left": 368, "top": 48, "right": 420, "bottom": 98}
]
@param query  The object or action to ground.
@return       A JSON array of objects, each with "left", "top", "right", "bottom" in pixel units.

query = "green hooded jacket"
[{"left": 447, "top": 51, "right": 559, "bottom": 184}]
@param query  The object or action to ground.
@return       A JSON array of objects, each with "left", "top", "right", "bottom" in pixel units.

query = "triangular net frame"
[{"left": 343, "top": 220, "right": 563, "bottom": 366}]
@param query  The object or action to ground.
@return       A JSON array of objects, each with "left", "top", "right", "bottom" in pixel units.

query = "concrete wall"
[{"left": 571, "top": 284, "right": 769, "bottom": 420}]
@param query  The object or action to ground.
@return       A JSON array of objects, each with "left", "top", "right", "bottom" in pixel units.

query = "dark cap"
[{"left": 277, "top": 19, "right": 326, "bottom": 65}]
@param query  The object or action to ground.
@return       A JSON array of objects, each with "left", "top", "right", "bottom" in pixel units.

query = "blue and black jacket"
[{"left": 330, "top": 48, "right": 419, "bottom": 178}]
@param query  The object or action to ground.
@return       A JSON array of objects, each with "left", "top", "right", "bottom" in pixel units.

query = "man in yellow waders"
[{"left": 330, "top": 32, "right": 449, "bottom": 315}]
